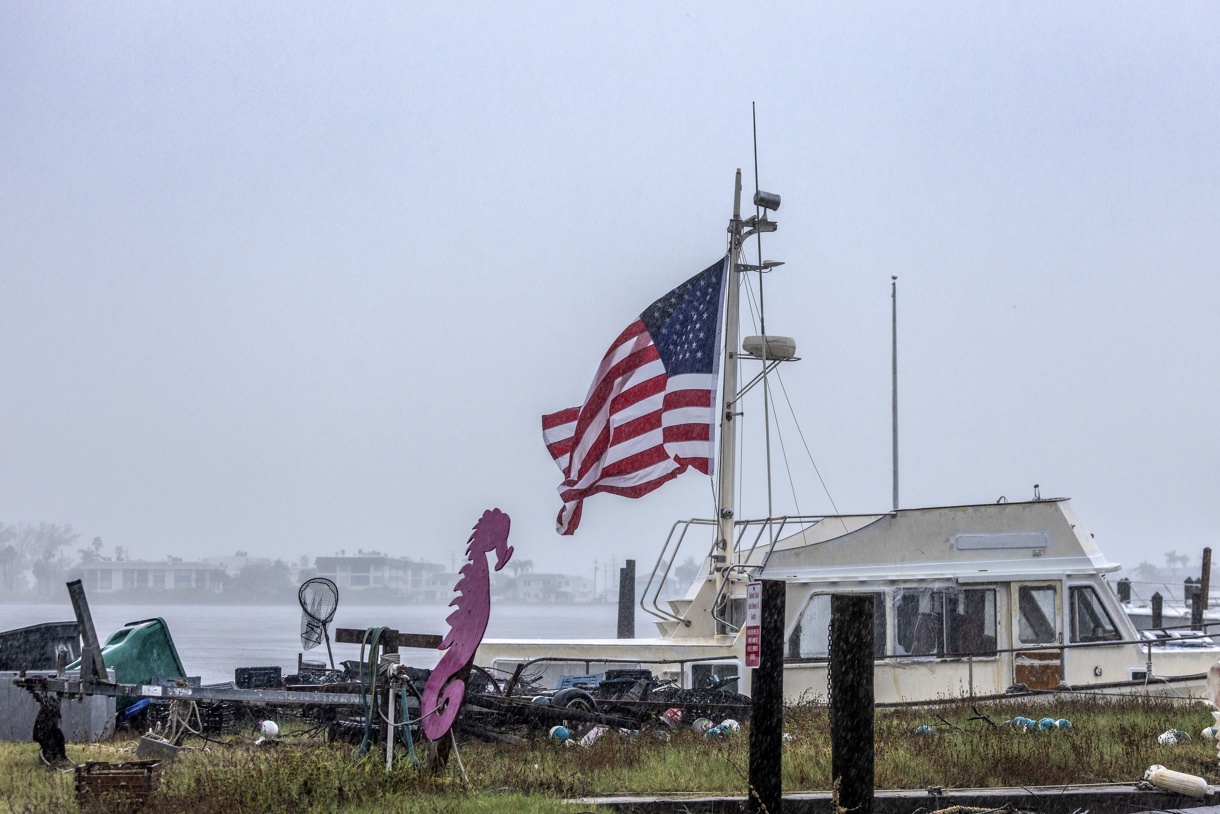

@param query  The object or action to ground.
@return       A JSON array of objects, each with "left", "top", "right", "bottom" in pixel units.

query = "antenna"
[{"left": 752, "top": 102, "right": 775, "bottom": 544}]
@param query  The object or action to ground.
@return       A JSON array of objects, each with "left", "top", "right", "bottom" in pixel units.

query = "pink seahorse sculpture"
[{"left": 421, "top": 508, "right": 513, "bottom": 741}]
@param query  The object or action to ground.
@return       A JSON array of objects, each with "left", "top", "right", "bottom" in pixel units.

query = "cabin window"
[
  {"left": 1069, "top": 586, "right": 1121, "bottom": 643},
  {"left": 786, "top": 593, "right": 886, "bottom": 660},
  {"left": 691, "top": 662, "right": 740, "bottom": 692},
  {"left": 894, "top": 587, "right": 997, "bottom": 657},
  {"left": 1017, "top": 585, "right": 1058, "bottom": 644}
]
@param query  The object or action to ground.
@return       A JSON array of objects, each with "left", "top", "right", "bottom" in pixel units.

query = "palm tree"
[{"left": 507, "top": 558, "right": 534, "bottom": 578}]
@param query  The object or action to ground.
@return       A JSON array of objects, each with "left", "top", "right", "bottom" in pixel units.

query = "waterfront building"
[{"left": 79, "top": 560, "right": 226, "bottom": 594}]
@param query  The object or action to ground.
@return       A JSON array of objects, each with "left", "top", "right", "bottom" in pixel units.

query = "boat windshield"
[{"left": 1069, "top": 585, "right": 1122, "bottom": 643}]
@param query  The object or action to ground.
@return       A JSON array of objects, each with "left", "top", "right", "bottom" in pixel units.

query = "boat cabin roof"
[{"left": 759, "top": 498, "right": 1116, "bottom": 586}]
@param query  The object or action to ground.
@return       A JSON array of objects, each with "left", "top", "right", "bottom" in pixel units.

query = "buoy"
[
  {"left": 549, "top": 725, "right": 570, "bottom": 742},
  {"left": 258, "top": 720, "right": 279, "bottom": 738},
  {"left": 1203, "top": 726, "right": 1219, "bottom": 741},
  {"left": 1056, "top": 719, "right": 1072, "bottom": 731},
  {"left": 1037, "top": 717, "right": 1057, "bottom": 731},
  {"left": 719, "top": 719, "right": 740, "bottom": 733},
  {"left": 1145, "top": 765, "right": 1210, "bottom": 798},
  {"left": 692, "top": 718, "right": 714, "bottom": 733},
  {"left": 914, "top": 725, "right": 935, "bottom": 735},
  {"left": 579, "top": 725, "right": 609, "bottom": 747},
  {"left": 705, "top": 725, "right": 727, "bottom": 739},
  {"left": 1158, "top": 729, "right": 1189, "bottom": 746}
]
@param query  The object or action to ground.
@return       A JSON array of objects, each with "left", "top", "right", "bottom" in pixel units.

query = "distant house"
[
  {"left": 515, "top": 573, "right": 594, "bottom": 603},
  {"left": 423, "top": 571, "right": 461, "bottom": 602},
  {"left": 202, "top": 553, "right": 273, "bottom": 576},
  {"left": 313, "top": 554, "right": 443, "bottom": 597},
  {"left": 80, "top": 560, "right": 226, "bottom": 594}
]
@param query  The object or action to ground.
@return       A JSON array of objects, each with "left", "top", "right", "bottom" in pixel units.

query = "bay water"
[{"left": 0, "top": 601, "right": 655, "bottom": 685}]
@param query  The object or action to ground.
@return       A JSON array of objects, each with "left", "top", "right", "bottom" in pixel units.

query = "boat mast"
[
  {"left": 714, "top": 170, "right": 744, "bottom": 597},
  {"left": 713, "top": 168, "right": 778, "bottom": 619}
]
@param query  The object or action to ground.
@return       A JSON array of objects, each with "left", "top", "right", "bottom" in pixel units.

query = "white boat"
[{"left": 475, "top": 171, "right": 1220, "bottom": 704}]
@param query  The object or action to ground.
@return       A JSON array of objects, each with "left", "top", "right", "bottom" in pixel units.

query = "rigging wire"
[{"left": 740, "top": 273, "right": 848, "bottom": 529}]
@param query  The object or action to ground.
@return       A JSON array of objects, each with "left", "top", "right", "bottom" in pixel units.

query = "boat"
[
  {"left": 1124, "top": 599, "right": 1220, "bottom": 634},
  {"left": 474, "top": 170, "right": 1220, "bottom": 704},
  {"left": 0, "top": 621, "right": 80, "bottom": 671}
]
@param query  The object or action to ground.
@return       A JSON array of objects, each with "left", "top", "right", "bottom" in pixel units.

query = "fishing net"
[{"left": 298, "top": 578, "right": 339, "bottom": 666}]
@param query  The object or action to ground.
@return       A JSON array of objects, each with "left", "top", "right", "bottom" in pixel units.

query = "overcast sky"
[{"left": 2, "top": 3, "right": 1218, "bottom": 582}]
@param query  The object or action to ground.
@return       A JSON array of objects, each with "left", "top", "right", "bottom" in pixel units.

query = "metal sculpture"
[{"left": 421, "top": 508, "right": 512, "bottom": 741}]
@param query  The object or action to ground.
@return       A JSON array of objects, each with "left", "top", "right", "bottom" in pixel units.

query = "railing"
[
  {"left": 708, "top": 515, "right": 826, "bottom": 633},
  {"left": 484, "top": 653, "right": 744, "bottom": 692},
  {"left": 640, "top": 518, "right": 717, "bottom": 627},
  {"left": 640, "top": 514, "right": 827, "bottom": 632},
  {"left": 782, "top": 630, "right": 1220, "bottom": 701}
]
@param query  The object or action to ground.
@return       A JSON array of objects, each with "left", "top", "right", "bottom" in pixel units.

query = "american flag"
[{"left": 542, "top": 259, "right": 727, "bottom": 535}]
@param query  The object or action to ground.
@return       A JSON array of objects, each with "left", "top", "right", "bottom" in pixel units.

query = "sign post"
[{"left": 745, "top": 581, "right": 762, "bottom": 668}]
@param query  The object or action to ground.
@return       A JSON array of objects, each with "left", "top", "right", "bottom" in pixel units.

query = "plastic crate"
[
  {"left": 235, "top": 665, "right": 282, "bottom": 689},
  {"left": 75, "top": 760, "right": 161, "bottom": 812}
]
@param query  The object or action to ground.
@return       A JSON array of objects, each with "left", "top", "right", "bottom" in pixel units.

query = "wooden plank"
[{"left": 333, "top": 628, "right": 442, "bottom": 649}]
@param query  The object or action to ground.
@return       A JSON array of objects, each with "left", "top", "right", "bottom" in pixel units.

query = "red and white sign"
[{"left": 744, "top": 581, "right": 762, "bottom": 668}]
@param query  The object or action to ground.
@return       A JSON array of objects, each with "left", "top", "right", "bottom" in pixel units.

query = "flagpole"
[{"left": 892, "top": 275, "right": 899, "bottom": 513}]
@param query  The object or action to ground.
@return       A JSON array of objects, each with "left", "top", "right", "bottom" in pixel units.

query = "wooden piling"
[
  {"left": 1202, "top": 548, "right": 1212, "bottom": 610},
  {"left": 748, "top": 580, "right": 785, "bottom": 814},
  {"left": 830, "top": 594, "right": 874, "bottom": 814},
  {"left": 618, "top": 560, "right": 635, "bottom": 639}
]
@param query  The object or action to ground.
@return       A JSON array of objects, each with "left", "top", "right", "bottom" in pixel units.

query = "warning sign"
[{"left": 745, "top": 581, "right": 762, "bottom": 668}]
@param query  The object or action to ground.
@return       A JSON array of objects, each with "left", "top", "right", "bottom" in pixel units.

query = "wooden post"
[
  {"left": 748, "top": 580, "right": 785, "bottom": 814},
  {"left": 1192, "top": 593, "right": 1204, "bottom": 631},
  {"left": 1202, "top": 548, "right": 1212, "bottom": 610},
  {"left": 617, "top": 560, "right": 635, "bottom": 639},
  {"left": 1151, "top": 592, "right": 1163, "bottom": 629},
  {"left": 830, "top": 594, "right": 874, "bottom": 814}
]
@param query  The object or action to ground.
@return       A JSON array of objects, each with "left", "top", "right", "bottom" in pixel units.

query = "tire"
[{"left": 550, "top": 688, "right": 597, "bottom": 713}]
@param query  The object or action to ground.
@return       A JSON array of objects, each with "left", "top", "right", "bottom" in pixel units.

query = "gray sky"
[{"left": 2, "top": 3, "right": 1218, "bottom": 580}]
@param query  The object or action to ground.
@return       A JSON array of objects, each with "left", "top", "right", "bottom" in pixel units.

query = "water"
[{"left": 0, "top": 601, "right": 654, "bottom": 685}]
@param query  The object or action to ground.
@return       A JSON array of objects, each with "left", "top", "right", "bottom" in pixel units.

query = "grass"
[{"left": 3, "top": 696, "right": 1218, "bottom": 813}]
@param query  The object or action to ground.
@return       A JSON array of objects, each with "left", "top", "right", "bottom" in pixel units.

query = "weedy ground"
[{"left": 2, "top": 695, "right": 1218, "bottom": 813}]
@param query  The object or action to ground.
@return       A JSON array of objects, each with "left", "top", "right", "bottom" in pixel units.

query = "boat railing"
[
  {"left": 486, "top": 653, "right": 746, "bottom": 693},
  {"left": 641, "top": 518, "right": 718, "bottom": 627},
  {"left": 708, "top": 515, "right": 826, "bottom": 633},
  {"left": 642, "top": 515, "right": 822, "bottom": 630},
  {"left": 785, "top": 632, "right": 1217, "bottom": 701}
]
